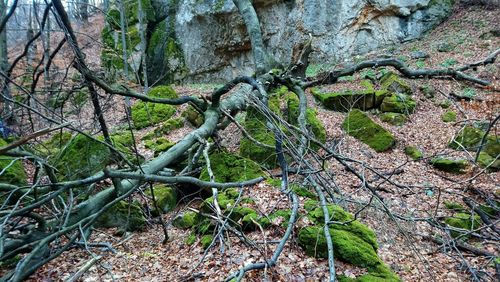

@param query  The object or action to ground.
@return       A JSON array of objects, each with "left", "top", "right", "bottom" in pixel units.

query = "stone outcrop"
[
  {"left": 174, "top": 0, "right": 455, "bottom": 81},
  {"left": 102, "top": 0, "right": 455, "bottom": 83}
]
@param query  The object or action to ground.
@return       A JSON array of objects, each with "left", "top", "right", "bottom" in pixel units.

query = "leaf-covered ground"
[{"left": 14, "top": 4, "right": 500, "bottom": 282}]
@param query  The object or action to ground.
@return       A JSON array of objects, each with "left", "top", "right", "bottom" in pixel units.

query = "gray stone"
[
  {"left": 410, "top": 51, "right": 429, "bottom": 59},
  {"left": 174, "top": 0, "right": 455, "bottom": 82}
]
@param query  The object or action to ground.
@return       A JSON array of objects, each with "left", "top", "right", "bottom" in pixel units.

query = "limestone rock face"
[{"left": 175, "top": 0, "right": 454, "bottom": 81}]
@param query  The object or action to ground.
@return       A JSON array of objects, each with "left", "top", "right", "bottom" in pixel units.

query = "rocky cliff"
[{"left": 102, "top": 0, "right": 455, "bottom": 83}]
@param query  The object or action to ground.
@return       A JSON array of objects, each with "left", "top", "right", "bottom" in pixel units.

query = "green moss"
[
  {"left": 285, "top": 91, "right": 327, "bottom": 146},
  {"left": 304, "top": 199, "right": 319, "bottom": 212},
  {"left": 298, "top": 227, "right": 380, "bottom": 267},
  {"left": 444, "top": 213, "right": 481, "bottom": 238},
  {"left": 430, "top": 157, "right": 468, "bottom": 174},
  {"left": 269, "top": 209, "right": 292, "bottom": 227},
  {"left": 240, "top": 116, "right": 277, "bottom": 168},
  {"left": 439, "top": 100, "right": 451, "bottom": 109},
  {"left": 380, "top": 94, "right": 416, "bottom": 114},
  {"left": 142, "top": 118, "right": 184, "bottom": 140},
  {"left": 379, "top": 71, "right": 412, "bottom": 95},
  {"left": 291, "top": 184, "right": 317, "bottom": 199},
  {"left": 0, "top": 139, "right": 27, "bottom": 186},
  {"left": 477, "top": 151, "right": 499, "bottom": 171},
  {"left": 449, "top": 126, "right": 484, "bottom": 151},
  {"left": 484, "top": 135, "right": 499, "bottom": 158},
  {"left": 380, "top": 112, "right": 407, "bottom": 126},
  {"left": 182, "top": 106, "right": 204, "bottom": 127},
  {"left": 53, "top": 134, "right": 111, "bottom": 180},
  {"left": 404, "top": 146, "right": 423, "bottom": 160},
  {"left": 196, "top": 218, "right": 216, "bottom": 235},
  {"left": 144, "top": 137, "right": 175, "bottom": 156},
  {"left": 146, "top": 19, "right": 187, "bottom": 84},
  {"left": 131, "top": 86, "right": 178, "bottom": 129},
  {"left": 343, "top": 110, "right": 395, "bottom": 152},
  {"left": 200, "top": 193, "right": 236, "bottom": 213},
  {"left": 199, "top": 152, "right": 264, "bottom": 184},
  {"left": 308, "top": 205, "right": 378, "bottom": 250},
  {"left": 95, "top": 200, "right": 147, "bottom": 231},
  {"left": 186, "top": 232, "right": 197, "bottom": 245},
  {"left": 442, "top": 110, "right": 457, "bottom": 122},
  {"left": 36, "top": 131, "right": 73, "bottom": 157},
  {"left": 147, "top": 184, "right": 177, "bottom": 214},
  {"left": 311, "top": 87, "right": 386, "bottom": 112},
  {"left": 443, "top": 201, "right": 465, "bottom": 211},
  {"left": 200, "top": 234, "right": 214, "bottom": 249},
  {"left": 173, "top": 211, "right": 199, "bottom": 229}
]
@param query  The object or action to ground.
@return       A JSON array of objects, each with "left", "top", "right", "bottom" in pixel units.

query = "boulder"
[
  {"left": 199, "top": 152, "right": 264, "bottom": 183},
  {"left": 404, "top": 146, "right": 423, "bottom": 160},
  {"left": 444, "top": 213, "right": 481, "bottom": 238},
  {"left": 379, "top": 72, "right": 413, "bottom": 96},
  {"left": 343, "top": 109, "right": 395, "bottom": 152},
  {"left": 380, "top": 93, "right": 416, "bottom": 114},
  {"left": 96, "top": 200, "right": 147, "bottom": 231},
  {"left": 173, "top": 211, "right": 199, "bottom": 229},
  {"left": 430, "top": 157, "right": 468, "bottom": 174},
  {"left": 147, "top": 184, "right": 178, "bottom": 214},
  {"left": 131, "top": 85, "right": 178, "bottom": 129},
  {"left": 380, "top": 112, "right": 407, "bottom": 126}
]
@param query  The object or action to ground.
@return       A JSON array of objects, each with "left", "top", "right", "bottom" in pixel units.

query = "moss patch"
[
  {"left": 173, "top": 211, "right": 199, "bottom": 229},
  {"left": 404, "top": 146, "right": 423, "bottom": 160},
  {"left": 449, "top": 126, "right": 484, "bottom": 151},
  {"left": 444, "top": 213, "right": 481, "bottom": 238},
  {"left": 53, "top": 134, "right": 111, "bottom": 180},
  {"left": 477, "top": 151, "right": 499, "bottom": 171},
  {"left": 430, "top": 157, "right": 468, "bottom": 174},
  {"left": 35, "top": 131, "right": 72, "bottom": 158},
  {"left": 380, "top": 112, "right": 407, "bottom": 126},
  {"left": 199, "top": 152, "right": 264, "bottom": 183},
  {"left": 144, "top": 137, "right": 175, "bottom": 156},
  {"left": 380, "top": 94, "right": 416, "bottom": 114},
  {"left": 131, "top": 85, "right": 178, "bottom": 129},
  {"left": 240, "top": 108, "right": 277, "bottom": 168},
  {"left": 96, "top": 200, "right": 147, "bottom": 231},
  {"left": 147, "top": 184, "right": 177, "bottom": 214},
  {"left": 442, "top": 110, "right": 457, "bottom": 122},
  {"left": 343, "top": 109, "right": 395, "bottom": 152},
  {"left": 182, "top": 106, "right": 204, "bottom": 127},
  {"left": 379, "top": 71, "right": 412, "bottom": 95},
  {"left": 0, "top": 139, "right": 27, "bottom": 186}
]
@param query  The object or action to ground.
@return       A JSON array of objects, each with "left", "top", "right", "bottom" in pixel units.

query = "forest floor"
[{"left": 16, "top": 3, "right": 500, "bottom": 282}]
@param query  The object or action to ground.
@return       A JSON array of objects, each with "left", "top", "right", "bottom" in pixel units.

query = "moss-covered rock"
[
  {"left": 444, "top": 213, "right": 481, "bottom": 238},
  {"left": 173, "top": 211, "right": 199, "bottom": 229},
  {"left": 404, "top": 146, "right": 423, "bottom": 160},
  {"left": 477, "top": 151, "right": 500, "bottom": 171},
  {"left": 186, "top": 232, "right": 197, "bottom": 245},
  {"left": 449, "top": 126, "right": 484, "bottom": 151},
  {"left": 430, "top": 157, "right": 468, "bottom": 174},
  {"left": 182, "top": 105, "right": 204, "bottom": 127},
  {"left": 35, "top": 131, "right": 73, "bottom": 157},
  {"left": 379, "top": 71, "right": 412, "bottom": 95},
  {"left": 144, "top": 137, "right": 175, "bottom": 156},
  {"left": 291, "top": 184, "right": 317, "bottom": 199},
  {"left": 311, "top": 85, "right": 389, "bottom": 112},
  {"left": 200, "top": 234, "right": 214, "bottom": 249},
  {"left": 380, "top": 112, "right": 407, "bottom": 126},
  {"left": 443, "top": 201, "right": 465, "bottom": 211},
  {"left": 199, "top": 152, "right": 264, "bottom": 183},
  {"left": 343, "top": 110, "right": 395, "bottom": 152},
  {"left": 380, "top": 94, "right": 416, "bottom": 114},
  {"left": 53, "top": 134, "right": 111, "bottom": 180},
  {"left": 95, "top": 200, "right": 147, "bottom": 231},
  {"left": 442, "top": 110, "right": 457, "bottom": 123},
  {"left": 142, "top": 118, "right": 184, "bottom": 141},
  {"left": 483, "top": 135, "right": 499, "bottom": 158},
  {"left": 200, "top": 192, "right": 236, "bottom": 213},
  {"left": 240, "top": 112, "right": 277, "bottom": 168},
  {"left": 0, "top": 139, "right": 27, "bottom": 186},
  {"left": 132, "top": 86, "right": 178, "bottom": 129},
  {"left": 147, "top": 184, "right": 177, "bottom": 214}
]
